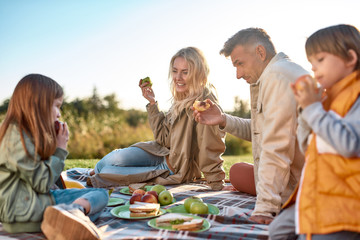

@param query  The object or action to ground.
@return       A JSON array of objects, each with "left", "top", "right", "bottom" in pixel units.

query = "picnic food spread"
[
  {"left": 129, "top": 201, "right": 160, "bottom": 217},
  {"left": 193, "top": 100, "right": 210, "bottom": 112},
  {"left": 155, "top": 213, "right": 204, "bottom": 231},
  {"left": 129, "top": 184, "right": 174, "bottom": 206}
]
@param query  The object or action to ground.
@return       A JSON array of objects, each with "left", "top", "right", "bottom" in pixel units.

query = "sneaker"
[{"left": 41, "top": 204, "right": 101, "bottom": 240}]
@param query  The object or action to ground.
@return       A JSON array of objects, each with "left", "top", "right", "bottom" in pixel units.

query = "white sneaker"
[{"left": 41, "top": 204, "right": 102, "bottom": 240}]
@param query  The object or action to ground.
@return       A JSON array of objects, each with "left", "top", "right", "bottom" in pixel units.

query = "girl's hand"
[
  {"left": 56, "top": 122, "right": 69, "bottom": 150},
  {"left": 139, "top": 79, "right": 156, "bottom": 105},
  {"left": 192, "top": 99, "right": 226, "bottom": 128},
  {"left": 290, "top": 77, "right": 323, "bottom": 109}
]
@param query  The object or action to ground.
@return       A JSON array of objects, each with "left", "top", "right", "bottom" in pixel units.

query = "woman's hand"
[
  {"left": 56, "top": 122, "right": 69, "bottom": 150},
  {"left": 139, "top": 79, "right": 156, "bottom": 105},
  {"left": 290, "top": 78, "right": 323, "bottom": 109},
  {"left": 192, "top": 99, "right": 226, "bottom": 128}
]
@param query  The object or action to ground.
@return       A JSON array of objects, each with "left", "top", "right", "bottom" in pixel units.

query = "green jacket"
[{"left": 0, "top": 124, "right": 68, "bottom": 233}]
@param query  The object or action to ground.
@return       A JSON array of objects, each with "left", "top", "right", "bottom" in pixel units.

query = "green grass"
[{"left": 64, "top": 154, "right": 253, "bottom": 179}]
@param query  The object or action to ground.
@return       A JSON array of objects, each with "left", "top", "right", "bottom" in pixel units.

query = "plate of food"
[
  {"left": 166, "top": 203, "right": 219, "bottom": 215},
  {"left": 110, "top": 202, "right": 166, "bottom": 219},
  {"left": 107, "top": 198, "right": 125, "bottom": 207},
  {"left": 125, "top": 197, "right": 176, "bottom": 206},
  {"left": 147, "top": 213, "right": 210, "bottom": 232},
  {"left": 119, "top": 183, "right": 152, "bottom": 195}
]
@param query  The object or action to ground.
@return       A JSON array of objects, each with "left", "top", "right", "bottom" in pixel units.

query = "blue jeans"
[
  {"left": 50, "top": 188, "right": 108, "bottom": 222},
  {"left": 94, "top": 147, "right": 173, "bottom": 175}
]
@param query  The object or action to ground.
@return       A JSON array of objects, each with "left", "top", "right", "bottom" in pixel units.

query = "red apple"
[
  {"left": 141, "top": 193, "right": 158, "bottom": 203},
  {"left": 54, "top": 120, "right": 63, "bottom": 135},
  {"left": 145, "top": 191, "right": 158, "bottom": 200},
  {"left": 132, "top": 189, "right": 146, "bottom": 196},
  {"left": 129, "top": 193, "right": 142, "bottom": 204},
  {"left": 295, "top": 75, "right": 317, "bottom": 91}
]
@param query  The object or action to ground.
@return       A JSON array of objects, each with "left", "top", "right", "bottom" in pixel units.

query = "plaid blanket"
[{"left": 0, "top": 168, "right": 269, "bottom": 239}]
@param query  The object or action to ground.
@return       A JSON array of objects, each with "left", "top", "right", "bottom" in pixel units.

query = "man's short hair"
[{"left": 220, "top": 28, "right": 276, "bottom": 57}]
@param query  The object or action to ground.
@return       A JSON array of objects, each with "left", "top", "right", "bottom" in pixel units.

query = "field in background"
[{"left": 64, "top": 154, "right": 254, "bottom": 179}]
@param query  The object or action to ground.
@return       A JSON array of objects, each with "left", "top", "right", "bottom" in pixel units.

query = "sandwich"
[
  {"left": 129, "top": 201, "right": 160, "bottom": 217},
  {"left": 193, "top": 100, "right": 210, "bottom": 112},
  {"left": 155, "top": 213, "right": 204, "bottom": 231},
  {"left": 129, "top": 183, "right": 147, "bottom": 193}
]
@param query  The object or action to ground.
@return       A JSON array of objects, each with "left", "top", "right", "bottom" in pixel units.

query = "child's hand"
[
  {"left": 56, "top": 122, "right": 69, "bottom": 150},
  {"left": 291, "top": 76, "right": 322, "bottom": 109}
]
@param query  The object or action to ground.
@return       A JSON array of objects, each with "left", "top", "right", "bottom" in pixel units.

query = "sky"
[{"left": 0, "top": 0, "right": 359, "bottom": 111}]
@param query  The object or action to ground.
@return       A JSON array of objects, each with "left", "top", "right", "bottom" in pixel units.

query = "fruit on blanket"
[
  {"left": 295, "top": 75, "right": 318, "bottom": 91},
  {"left": 133, "top": 189, "right": 146, "bottom": 196},
  {"left": 141, "top": 193, "right": 158, "bottom": 203},
  {"left": 145, "top": 191, "right": 158, "bottom": 199},
  {"left": 141, "top": 77, "right": 152, "bottom": 87},
  {"left": 150, "top": 184, "right": 166, "bottom": 195},
  {"left": 193, "top": 100, "right": 210, "bottom": 112},
  {"left": 158, "top": 190, "right": 173, "bottom": 205},
  {"left": 130, "top": 193, "right": 143, "bottom": 204},
  {"left": 190, "top": 202, "right": 208, "bottom": 214},
  {"left": 184, "top": 197, "right": 203, "bottom": 213}
]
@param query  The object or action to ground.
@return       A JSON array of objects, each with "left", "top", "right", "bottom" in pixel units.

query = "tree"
[
  {"left": 0, "top": 99, "right": 9, "bottom": 114},
  {"left": 231, "top": 97, "right": 250, "bottom": 118}
]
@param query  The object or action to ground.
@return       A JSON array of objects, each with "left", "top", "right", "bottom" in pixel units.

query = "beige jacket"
[
  {"left": 223, "top": 53, "right": 307, "bottom": 217},
  {"left": 91, "top": 92, "right": 226, "bottom": 190}
]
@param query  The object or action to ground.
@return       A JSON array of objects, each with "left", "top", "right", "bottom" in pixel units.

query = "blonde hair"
[
  {"left": 306, "top": 24, "right": 360, "bottom": 71},
  {"left": 0, "top": 74, "right": 63, "bottom": 160},
  {"left": 168, "top": 47, "right": 216, "bottom": 122}
]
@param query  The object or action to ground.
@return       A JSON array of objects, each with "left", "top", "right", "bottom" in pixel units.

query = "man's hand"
[
  {"left": 249, "top": 215, "right": 273, "bottom": 225},
  {"left": 192, "top": 99, "right": 226, "bottom": 128}
]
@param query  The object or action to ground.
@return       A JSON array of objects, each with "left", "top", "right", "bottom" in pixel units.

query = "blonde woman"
[{"left": 90, "top": 47, "right": 226, "bottom": 190}]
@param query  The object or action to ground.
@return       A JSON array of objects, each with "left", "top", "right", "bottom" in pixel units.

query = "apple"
[
  {"left": 132, "top": 189, "right": 146, "bottom": 196},
  {"left": 184, "top": 197, "right": 203, "bottom": 213},
  {"left": 141, "top": 193, "right": 158, "bottom": 203},
  {"left": 295, "top": 75, "right": 318, "bottom": 91},
  {"left": 129, "top": 193, "right": 142, "bottom": 204},
  {"left": 145, "top": 191, "right": 158, "bottom": 199},
  {"left": 54, "top": 120, "right": 63, "bottom": 135},
  {"left": 150, "top": 184, "right": 166, "bottom": 195},
  {"left": 141, "top": 77, "right": 152, "bottom": 87},
  {"left": 190, "top": 202, "right": 208, "bottom": 214},
  {"left": 158, "top": 190, "right": 173, "bottom": 205},
  {"left": 193, "top": 100, "right": 210, "bottom": 112}
]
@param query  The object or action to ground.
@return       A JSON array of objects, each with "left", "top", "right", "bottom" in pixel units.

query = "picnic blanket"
[{"left": 0, "top": 168, "right": 269, "bottom": 240}]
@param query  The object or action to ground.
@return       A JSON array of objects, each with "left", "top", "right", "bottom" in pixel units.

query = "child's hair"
[
  {"left": 0, "top": 74, "right": 64, "bottom": 159},
  {"left": 305, "top": 24, "right": 360, "bottom": 71}
]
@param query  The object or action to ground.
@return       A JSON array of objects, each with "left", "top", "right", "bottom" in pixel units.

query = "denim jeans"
[
  {"left": 50, "top": 188, "right": 108, "bottom": 222},
  {"left": 94, "top": 147, "right": 174, "bottom": 175}
]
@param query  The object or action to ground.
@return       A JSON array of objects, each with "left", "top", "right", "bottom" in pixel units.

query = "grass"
[{"left": 64, "top": 154, "right": 254, "bottom": 179}]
